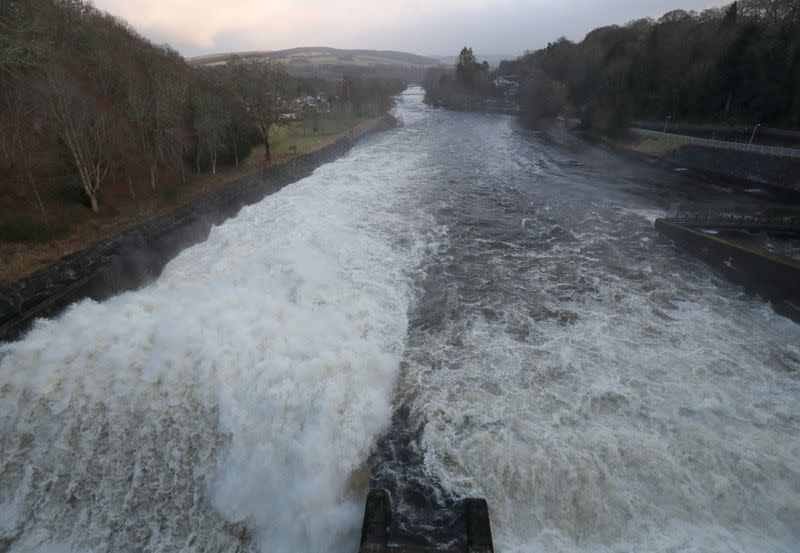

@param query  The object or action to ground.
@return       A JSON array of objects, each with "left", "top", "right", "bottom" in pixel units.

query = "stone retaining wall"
[{"left": 662, "top": 144, "right": 800, "bottom": 191}]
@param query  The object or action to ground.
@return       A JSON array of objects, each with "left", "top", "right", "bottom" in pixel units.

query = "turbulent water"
[{"left": 1, "top": 89, "right": 799, "bottom": 553}]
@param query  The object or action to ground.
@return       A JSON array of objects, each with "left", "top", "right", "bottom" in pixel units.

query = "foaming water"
[
  {"left": 369, "top": 96, "right": 800, "bottom": 552},
  {"left": 2, "top": 89, "right": 799, "bottom": 553},
  {"left": 0, "top": 95, "right": 437, "bottom": 552}
]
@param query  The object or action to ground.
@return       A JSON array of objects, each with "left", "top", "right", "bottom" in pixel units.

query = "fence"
[
  {"left": 631, "top": 128, "right": 800, "bottom": 159},
  {"left": 632, "top": 120, "right": 800, "bottom": 142}
]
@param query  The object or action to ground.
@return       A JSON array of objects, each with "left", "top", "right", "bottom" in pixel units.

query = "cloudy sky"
[{"left": 94, "top": 0, "right": 728, "bottom": 58}]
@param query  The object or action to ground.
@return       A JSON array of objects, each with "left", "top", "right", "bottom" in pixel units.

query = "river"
[{"left": 1, "top": 88, "right": 798, "bottom": 553}]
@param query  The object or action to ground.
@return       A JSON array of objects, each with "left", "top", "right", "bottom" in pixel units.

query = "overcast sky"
[{"left": 93, "top": 0, "right": 728, "bottom": 58}]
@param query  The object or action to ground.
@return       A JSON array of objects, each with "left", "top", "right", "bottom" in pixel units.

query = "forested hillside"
[
  {"left": 422, "top": 1, "right": 799, "bottom": 133},
  {"left": 502, "top": 0, "right": 799, "bottom": 131},
  {"left": 0, "top": 0, "right": 402, "bottom": 226}
]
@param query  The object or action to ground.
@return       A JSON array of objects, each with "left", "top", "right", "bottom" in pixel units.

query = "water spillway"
[
  {"left": 1, "top": 89, "right": 799, "bottom": 553},
  {"left": 0, "top": 114, "right": 433, "bottom": 552}
]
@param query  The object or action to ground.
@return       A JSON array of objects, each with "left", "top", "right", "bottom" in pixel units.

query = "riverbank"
[
  {"left": 581, "top": 128, "right": 800, "bottom": 194},
  {"left": 0, "top": 117, "right": 383, "bottom": 288},
  {"left": 0, "top": 114, "right": 397, "bottom": 342}
]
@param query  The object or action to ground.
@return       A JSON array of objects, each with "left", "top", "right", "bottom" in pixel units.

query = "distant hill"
[{"left": 188, "top": 47, "right": 439, "bottom": 68}]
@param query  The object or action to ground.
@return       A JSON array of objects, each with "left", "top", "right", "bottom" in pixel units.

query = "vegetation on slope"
[
  {"left": 0, "top": 0, "right": 403, "bottom": 232},
  {"left": 503, "top": 0, "right": 800, "bottom": 132},
  {"left": 422, "top": 1, "right": 799, "bottom": 134}
]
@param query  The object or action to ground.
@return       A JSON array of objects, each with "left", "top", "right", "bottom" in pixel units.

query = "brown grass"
[{"left": 627, "top": 136, "right": 683, "bottom": 156}]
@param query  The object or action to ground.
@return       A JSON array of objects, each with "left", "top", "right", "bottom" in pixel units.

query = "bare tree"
[
  {"left": 123, "top": 76, "right": 187, "bottom": 190},
  {"left": 0, "top": 83, "right": 49, "bottom": 221},
  {"left": 38, "top": 69, "right": 111, "bottom": 213},
  {"left": 226, "top": 119, "right": 243, "bottom": 168},
  {"left": 193, "top": 89, "right": 231, "bottom": 175},
  {"left": 105, "top": 121, "right": 139, "bottom": 201},
  {"left": 154, "top": 76, "right": 190, "bottom": 183},
  {"left": 124, "top": 84, "right": 159, "bottom": 190},
  {"left": 229, "top": 59, "right": 292, "bottom": 162},
  {"left": 223, "top": 105, "right": 251, "bottom": 168}
]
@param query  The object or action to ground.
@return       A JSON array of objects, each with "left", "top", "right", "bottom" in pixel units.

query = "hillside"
[
  {"left": 188, "top": 47, "right": 438, "bottom": 68},
  {"left": 499, "top": 2, "right": 800, "bottom": 131},
  {"left": 1, "top": 0, "right": 202, "bottom": 213},
  {"left": 1, "top": 0, "right": 404, "bottom": 280}
]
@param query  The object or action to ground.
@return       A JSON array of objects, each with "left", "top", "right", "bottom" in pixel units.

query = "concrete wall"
[
  {"left": 662, "top": 144, "right": 800, "bottom": 191},
  {"left": 577, "top": 125, "right": 800, "bottom": 193},
  {"left": 655, "top": 219, "right": 800, "bottom": 323},
  {"left": 632, "top": 121, "right": 800, "bottom": 147},
  {"left": 631, "top": 128, "right": 800, "bottom": 159},
  {"left": 0, "top": 116, "right": 397, "bottom": 342}
]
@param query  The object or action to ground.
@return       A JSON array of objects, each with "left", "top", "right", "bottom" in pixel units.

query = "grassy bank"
[
  {"left": 574, "top": 127, "right": 685, "bottom": 159},
  {"left": 0, "top": 116, "right": 374, "bottom": 287}
]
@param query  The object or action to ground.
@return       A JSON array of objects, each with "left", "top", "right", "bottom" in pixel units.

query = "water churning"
[{"left": 2, "top": 90, "right": 799, "bottom": 553}]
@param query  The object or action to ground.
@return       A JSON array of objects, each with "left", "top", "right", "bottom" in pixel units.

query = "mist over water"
[{"left": 1, "top": 89, "right": 799, "bottom": 553}]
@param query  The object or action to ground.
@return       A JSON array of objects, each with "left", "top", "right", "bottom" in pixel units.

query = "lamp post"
[
  {"left": 749, "top": 123, "right": 761, "bottom": 147},
  {"left": 663, "top": 115, "right": 672, "bottom": 133}
]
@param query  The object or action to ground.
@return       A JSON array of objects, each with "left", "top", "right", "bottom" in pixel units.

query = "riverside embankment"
[
  {"left": 595, "top": 128, "right": 800, "bottom": 193},
  {"left": 0, "top": 114, "right": 396, "bottom": 342},
  {"left": 556, "top": 116, "right": 800, "bottom": 193},
  {"left": 654, "top": 218, "right": 800, "bottom": 322}
]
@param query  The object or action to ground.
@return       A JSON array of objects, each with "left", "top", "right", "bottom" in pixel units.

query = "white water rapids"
[
  {"left": 1, "top": 89, "right": 799, "bottom": 553},
  {"left": 0, "top": 119, "right": 436, "bottom": 552}
]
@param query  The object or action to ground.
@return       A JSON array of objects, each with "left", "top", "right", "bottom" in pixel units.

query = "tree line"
[
  {"left": 422, "top": 1, "right": 799, "bottom": 133},
  {"left": 0, "top": 0, "right": 403, "bottom": 217},
  {"left": 511, "top": 0, "right": 799, "bottom": 131},
  {"left": 422, "top": 47, "right": 495, "bottom": 109}
]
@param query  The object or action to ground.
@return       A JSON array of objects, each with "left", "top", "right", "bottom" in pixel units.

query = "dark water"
[
  {"left": 0, "top": 88, "right": 798, "bottom": 553},
  {"left": 370, "top": 89, "right": 800, "bottom": 552}
]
